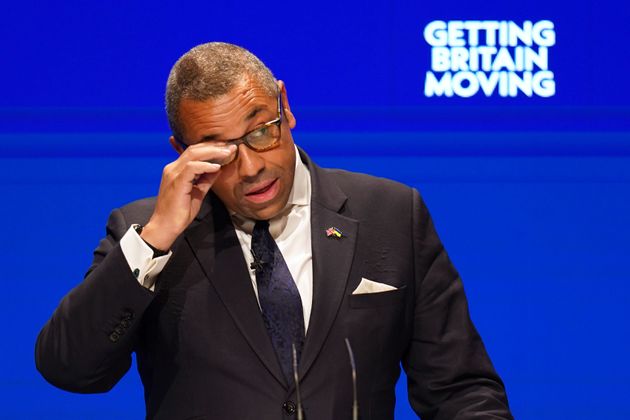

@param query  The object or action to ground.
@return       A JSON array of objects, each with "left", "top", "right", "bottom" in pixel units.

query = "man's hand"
[{"left": 140, "top": 143, "right": 237, "bottom": 251}]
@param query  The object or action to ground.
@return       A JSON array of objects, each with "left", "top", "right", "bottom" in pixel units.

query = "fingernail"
[{"left": 218, "top": 145, "right": 235, "bottom": 154}]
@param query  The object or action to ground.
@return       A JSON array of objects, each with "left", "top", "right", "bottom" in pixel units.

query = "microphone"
[
  {"left": 250, "top": 248, "right": 265, "bottom": 273},
  {"left": 344, "top": 338, "right": 359, "bottom": 420},
  {"left": 292, "top": 343, "right": 304, "bottom": 420}
]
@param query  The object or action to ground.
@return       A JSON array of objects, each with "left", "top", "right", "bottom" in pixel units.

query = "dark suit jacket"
[{"left": 36, "top": 150, "right": 512, "bottom": 420}]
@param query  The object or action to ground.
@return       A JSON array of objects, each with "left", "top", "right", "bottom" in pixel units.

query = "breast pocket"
[{"left": 348, "top": 285, "right": 407, "bottom": 309}]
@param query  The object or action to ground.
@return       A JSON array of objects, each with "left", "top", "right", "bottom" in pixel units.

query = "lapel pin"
[{"left": 325, "top": 227, "right": 343, "bottom": 239}]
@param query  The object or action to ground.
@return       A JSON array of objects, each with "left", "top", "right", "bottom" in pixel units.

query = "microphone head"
[
  {"left": 249, "top": 249, "right": 265, "bottom": 273},
  {"left": 292, "top": 343, "right": 299, "bottom": 385},
  {"left": 344, "top": 338, "right": 357, "bottom": 372}
]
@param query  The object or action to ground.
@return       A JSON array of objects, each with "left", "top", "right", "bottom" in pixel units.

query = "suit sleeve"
[
  {"left": 35, "top": 208, "right": 156, "bottom": 393},
  {"left": 403, "top": 189, "right": 513, "bottom": 419}
]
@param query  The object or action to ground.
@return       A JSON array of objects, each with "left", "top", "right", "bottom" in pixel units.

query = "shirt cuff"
[{"left": 119, "top": 225, "right": 172, "bottom": 291}]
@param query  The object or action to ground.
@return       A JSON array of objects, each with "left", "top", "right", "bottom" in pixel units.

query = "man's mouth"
[{"left": 244, "top": 178, "right": 280, "bottom": 203}]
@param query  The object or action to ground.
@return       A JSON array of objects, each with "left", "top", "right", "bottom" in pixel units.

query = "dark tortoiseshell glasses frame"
[{"left": 174, "top": 94, "right": 284, "bottom": 165}]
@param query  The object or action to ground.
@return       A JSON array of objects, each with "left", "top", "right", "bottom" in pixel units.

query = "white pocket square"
[{"left": 352, "top": 278, "right": 398, "bottom": 295}]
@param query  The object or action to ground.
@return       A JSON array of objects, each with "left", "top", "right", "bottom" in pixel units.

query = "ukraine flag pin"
[{"left": 325, "top": 227, "right": 343, "bottom": 238}]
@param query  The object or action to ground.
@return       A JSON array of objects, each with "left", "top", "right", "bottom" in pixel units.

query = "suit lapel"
[
  {"left": 294, "top": 152, "right": 359, "bottom": 385},
  {"left": 184, "top": 193, "right": 287, "bottom": 387}
]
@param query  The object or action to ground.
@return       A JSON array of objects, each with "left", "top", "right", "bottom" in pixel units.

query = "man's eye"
[{"left": 249, "top": 126, "right": 267, "bottom": 139}]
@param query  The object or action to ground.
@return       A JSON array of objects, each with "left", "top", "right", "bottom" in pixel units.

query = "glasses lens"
[{"left": 246, "top": 123, "right": 281, "bottom": 151}]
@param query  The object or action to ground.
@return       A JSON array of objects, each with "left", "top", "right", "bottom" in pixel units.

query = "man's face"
[{"left": 171, "top": 78, "right": 297, "bottom": 220}]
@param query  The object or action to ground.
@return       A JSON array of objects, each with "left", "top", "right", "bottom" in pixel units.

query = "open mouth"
[{"left": 244, "top": 178, "right": 279, "bottom": 203}]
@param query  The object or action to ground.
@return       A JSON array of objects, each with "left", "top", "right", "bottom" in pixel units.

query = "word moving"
[{"left": 423, "top": 20, "right": 556, "bottom": 98}]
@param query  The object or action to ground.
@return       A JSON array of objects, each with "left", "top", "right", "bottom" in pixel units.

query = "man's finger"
[
  {"left": 180, "top": 161, "right": 221, "bottom": 185},
  {"left": 183, "top": 143, "right": 237, "bottom": 165},
  {"left": 193, "top": 172, "right": 218, "bottom": 195}
]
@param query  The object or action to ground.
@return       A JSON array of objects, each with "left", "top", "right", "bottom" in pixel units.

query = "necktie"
[{"left": 251, "top": 220, "right": 305, "bottom": 383}]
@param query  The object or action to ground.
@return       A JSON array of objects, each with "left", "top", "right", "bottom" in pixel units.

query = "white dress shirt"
[{"left": 120, "top": 147, "right": 313, "bottom": 331}]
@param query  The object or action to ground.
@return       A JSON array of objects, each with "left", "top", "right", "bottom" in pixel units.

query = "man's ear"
[
  {"left": 277, "top": 80, "right": 296, "bottom": 129},
  {"left": 169, "top": 136, "right": 185, "bottom": 155}
]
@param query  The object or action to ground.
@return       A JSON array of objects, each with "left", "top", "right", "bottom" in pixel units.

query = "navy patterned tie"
[{"left": 251, "top": 220, "right": 305, "bottom": 383}]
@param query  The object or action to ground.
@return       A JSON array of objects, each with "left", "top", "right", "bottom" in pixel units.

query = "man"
[{"left": 36, "top": 42, "right": 512, "bottom": 419}]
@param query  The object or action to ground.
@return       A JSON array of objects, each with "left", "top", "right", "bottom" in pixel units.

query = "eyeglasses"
[{"left": 175, "top": 95, "right": 284, "bottom": 166}]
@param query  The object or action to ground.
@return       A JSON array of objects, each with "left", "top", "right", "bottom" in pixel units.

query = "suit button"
[
  {"left": 109, "top": 331, "right": 120, "bottom": 343},
  {"left": 282, "top": 401, "right": 296, "bottom": 415}
]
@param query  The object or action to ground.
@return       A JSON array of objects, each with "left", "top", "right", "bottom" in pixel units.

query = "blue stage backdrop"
[{"left": 1, "top": 0, "right": 629, "bottom": 418}]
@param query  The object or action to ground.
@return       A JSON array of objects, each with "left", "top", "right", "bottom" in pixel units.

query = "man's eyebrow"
[
  {"left": 200, "top": 134, "right": 219, "bottom": 142},
  {"left": 245, "top": 106, "right": 265, "bottom": 121}
]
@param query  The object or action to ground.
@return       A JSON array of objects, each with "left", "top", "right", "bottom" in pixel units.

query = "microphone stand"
[
  {"left": 344, "top": 338, "right": 359, "bottom": 420},
  {"left": 292, "top": 343, "right": 304, "bottom": 420},
  {"left": 291, "top": 339, "right": 359, "bottom": 420}
]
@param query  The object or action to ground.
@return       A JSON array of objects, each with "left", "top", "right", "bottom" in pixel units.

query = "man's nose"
[{"left": 236, "top": 144, "right": 265, "bottom": 180}]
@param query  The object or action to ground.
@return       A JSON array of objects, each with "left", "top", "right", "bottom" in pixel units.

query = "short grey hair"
[{"left": 165, "top": 42, "right": 277, "bottom": 141}]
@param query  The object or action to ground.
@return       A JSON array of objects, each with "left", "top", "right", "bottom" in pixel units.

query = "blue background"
[{"left": 1, "top": 0, "right": 629, "bottom": 418}]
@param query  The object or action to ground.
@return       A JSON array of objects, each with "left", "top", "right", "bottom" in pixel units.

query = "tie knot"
[{"left": 254, "top": 220, "right": 270, "bottom": 232}]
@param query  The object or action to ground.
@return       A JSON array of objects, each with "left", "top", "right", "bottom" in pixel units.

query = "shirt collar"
[{"left": 287, "top": 146, "right": 311, "bottom": 207}]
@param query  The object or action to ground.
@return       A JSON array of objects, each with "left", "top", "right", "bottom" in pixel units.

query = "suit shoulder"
[
  {"left": 323, "top": 168, "right": 416, "bottom": 199},
  {"left": 320, "top": 168, "right": 421, "bottom": 223}
]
